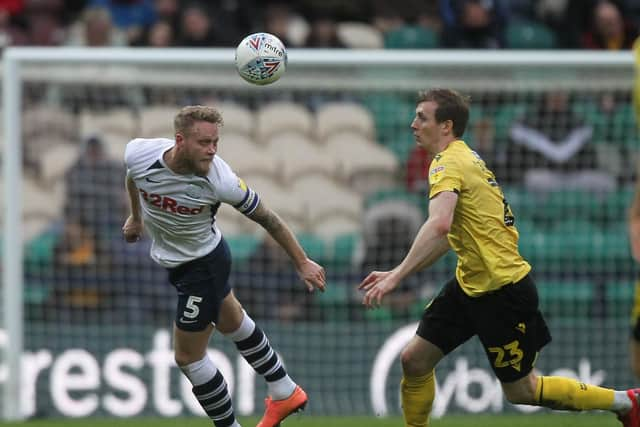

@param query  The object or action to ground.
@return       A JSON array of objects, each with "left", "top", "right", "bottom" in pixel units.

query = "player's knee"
[
  {"left": 401, "top": 347, "right": 427, "bottom": 376},
  {"left": 174, "top": 350, "right": 200, "bottom": 368},
  {"left": 502, "top": 375, "right": 537, "bottom": 405}
]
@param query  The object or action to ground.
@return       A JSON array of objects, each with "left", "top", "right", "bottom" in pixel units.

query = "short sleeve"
[
  {"left": 212, "top": 157, "right": 260, "bottom": 215},
  {"left": 428, "top": 155, "right": 463, "bottom": 199}
]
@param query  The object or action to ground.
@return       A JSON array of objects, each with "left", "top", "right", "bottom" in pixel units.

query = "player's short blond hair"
[{"left": 174, "top": 105, "right": 224, "bottom": 136}]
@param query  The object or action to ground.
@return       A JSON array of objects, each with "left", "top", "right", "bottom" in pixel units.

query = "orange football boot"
[{"left": 256, "top": 386, "right": 308, "bottom": 427}]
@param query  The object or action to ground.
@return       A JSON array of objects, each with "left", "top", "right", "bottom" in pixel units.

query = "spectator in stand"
[
  {"left": 581, "top": 0, "right": 638, "bottom": 50},
  {"left": 262, "top": 2, "right": 294, "bottom": 46},
  {"left": 304, "top": 15, "right": 345, "bottom": 48},
  {"left": 66, "top": 5, "right": 127, "bottom": 46},
  {"left": 440, "top": 0, "right": 509, "bottom": 49},
  {"left": 176, "top": 3, "right": 234, "bottom": 47},
  {"left": 88, "top": 0, "right": 156, "bottom": 44},
  {"left": 135, "top": 18, "right": 173, "bottom": 46},
  {"left": 0, "top": 0, "right": 29, "bottom": 46},
  {"left": 506, "top": 91, "right": 616, "bottom": 193}
]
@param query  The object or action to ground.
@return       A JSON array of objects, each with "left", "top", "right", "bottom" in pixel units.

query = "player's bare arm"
[
  {"left": 123, "top": 175, "right": 143, "bottom": 243},
  {"left": 248, "top": 200, "right": 326, "bottom": 292},
  {"left": 630, "top": 174, "right": 640, "bottom": 262},
  {"left": 359, "top": 191, "right": 456, "bottom": 308}
]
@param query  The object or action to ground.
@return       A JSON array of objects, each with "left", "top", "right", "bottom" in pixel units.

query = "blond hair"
[{"left": 174, "top": 105, "right": 224, "bottom": 136}]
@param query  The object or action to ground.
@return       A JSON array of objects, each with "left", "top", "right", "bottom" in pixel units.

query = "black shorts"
[
  {"left": 417, "top": 274, "right": 552, "bottom": 383},
  {"left": 167, "top": 238, "right": 232, "bottom": 332}
]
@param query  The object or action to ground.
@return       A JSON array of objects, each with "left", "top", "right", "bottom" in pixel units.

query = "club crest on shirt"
[
  {"left": 429, "top": 165, "right": 445, "bottom": 184},
  {"left": 186, "top": 183, "right": 203, "bottom": 199}
]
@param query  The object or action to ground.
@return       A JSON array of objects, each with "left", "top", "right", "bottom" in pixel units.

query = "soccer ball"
[{"left": 235, "top": 32, "right": 287, "bottom": 85}]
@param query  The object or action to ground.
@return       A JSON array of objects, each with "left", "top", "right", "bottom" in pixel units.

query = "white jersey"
[{"left": 124, "top": 138, "right": 259, "bottom": 268}]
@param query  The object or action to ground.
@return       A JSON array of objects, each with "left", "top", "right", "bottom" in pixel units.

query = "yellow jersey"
[{"left": 428, "top": 140, "right": 531, "bottom": 296}]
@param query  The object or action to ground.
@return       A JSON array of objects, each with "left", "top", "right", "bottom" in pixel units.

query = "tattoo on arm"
[{"left": 249, "top": 202, "right": 283, "bottom": 234}]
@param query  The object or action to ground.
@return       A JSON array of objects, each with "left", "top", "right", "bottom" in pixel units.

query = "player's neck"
[{"left": 163, "top": 147, "right": 193, "bottom": 175}]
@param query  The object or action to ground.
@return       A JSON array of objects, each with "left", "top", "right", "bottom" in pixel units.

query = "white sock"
[
  {"left": 224, "top": 309, "right": 255, "bottom": 341},
  {"left": 268, "top": 375, "right": 297, "bottom": 400},
  {"left": 224, "top": 310, "right": 296, "bottom": 400},
  {"left": 612, "top": 390, "right": 634, "bottom": 413},
  {"left": 179, "top": 356, "right": 217, "bottom": 386}
]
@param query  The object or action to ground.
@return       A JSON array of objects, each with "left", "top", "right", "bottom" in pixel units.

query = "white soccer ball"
[{"left": 235, "top": 32, "right": 287, "bottom": 85}]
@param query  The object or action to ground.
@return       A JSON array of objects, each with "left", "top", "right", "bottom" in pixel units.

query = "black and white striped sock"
[
  {"left": 180, "top": 358, "right": 239, "bottom": 427},
  {"left": 226, "top": 311, "right": 296, "bottom": 399}
]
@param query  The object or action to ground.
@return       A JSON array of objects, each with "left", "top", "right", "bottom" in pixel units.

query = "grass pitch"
[{"left": 0, "top": 414, "right": 621, "bottom": 426}]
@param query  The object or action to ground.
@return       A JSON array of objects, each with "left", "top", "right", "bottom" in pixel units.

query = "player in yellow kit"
[
  {"left": 629, "top": 36, "right": 640, "bottom": 380},
  {"left": 359, "top": 88, "right": 640, "bottom": 426}
]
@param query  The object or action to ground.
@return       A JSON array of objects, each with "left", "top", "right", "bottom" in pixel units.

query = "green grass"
[{"left": 0, "top": 414, "right": 622, "bottom": 427}]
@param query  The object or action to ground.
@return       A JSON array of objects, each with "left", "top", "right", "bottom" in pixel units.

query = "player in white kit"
[{"left": 122, "top": 105, "right": 326, "bottom": 427}]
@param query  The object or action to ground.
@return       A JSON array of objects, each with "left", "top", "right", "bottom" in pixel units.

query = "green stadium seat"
[
  {"left": 605, "top": 281, "right": 634, "bottom": 321},
  {"left": 537, "top": 280, "right": 594, "bottom": 319},
  {"left": 506, "top": 21, "right": 555, "bottom": 49},
  {"left": 362, "top": 94, "right": 416, "bottom": 162},
  {"left": 296, "top": 233, "right": 326, "bottom": 262},
  {"left": 384, "top": 26, "right": 438, "bottom": 49},
  {"left": 331, "top": 232, "right": 360, "bottom": 270},
  {"left": 493, "top": 103, "right": 527, "bottom": 142},
  {"left": 225, "top": 234, "right": 261, "bottom": 263}
]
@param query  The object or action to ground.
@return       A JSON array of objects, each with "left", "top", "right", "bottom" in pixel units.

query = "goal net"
[{"left": 1, "top": 48, "right": 637, "bottom": 420}]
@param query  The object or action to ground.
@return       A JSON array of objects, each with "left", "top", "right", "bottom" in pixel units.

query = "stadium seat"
[
  {"left": 330, "top": 232, "right": 360, "bottom": 270},
  {"left": 39, "top": 142, "right": 80, "bottom": 183},
  {"left": 23, "top": 105, "right": 76, "bottom": 140},
  {"left": 505, "top": 21, "right": 555, "bottom": 49},
  {"left": 217, "top": 133, "right": 280, "bottom": 179},
  {"left": 605, "top": 281, "right": 634, "bottom": 321},
  {"left": 315, "top": 102, "right": 376, "bottom": 141},
  {"left": 383, "top": 26, "right": 438, "bottom": 49},
  {"left": 23, "top": 177, "right": 65, "bottom": 221},
  {"left": 255, "top": 101, "right": 314, "bottom": 143},
  {"left": 139, "top": 105, "right": 176, "bottom": 138},
  {"left": 224, "top": 234, "right": 261, "bottom": 263},
  {"left": 537, "top": 280, "right": 595, "bottom": 320},
  {"left": 325, "top": 131, "right": 399, "bottom": 192},
  {"left": 217, "top": 101, "right": 254, "bottom": 137},
  {"left": 245, "top": 174, "right": 308, "bottom": 234},
  {"left": 493, "top": 103, "right": 527, "bottom": 143},
  {"left": 292, "top": 174, "right": 363, "bottom": 225},
  {"left": 363, "top": 94, "right": 421, "bottom": 162},
  {"left": 310, "top": 212, "right": 361, "bottom": 244},
  {"left": 80, "top": 108, "right": 138, "bottom": 141},
  {"left": 266, "top": 132, "right": 338, "bottom": 181},
  {"left": 336, "top": 21, "right": 383, "bottom": 49}
]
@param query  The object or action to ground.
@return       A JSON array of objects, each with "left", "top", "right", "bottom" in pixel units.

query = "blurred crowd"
[{"left": 0, "top": 0, "right": 639, "bottom": 50}]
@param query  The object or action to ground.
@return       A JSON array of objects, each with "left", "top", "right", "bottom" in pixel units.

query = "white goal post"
[{"left": 2, "top": 47, "right": 635, "bottom": 421}]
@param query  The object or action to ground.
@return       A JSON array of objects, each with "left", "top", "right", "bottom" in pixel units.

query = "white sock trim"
[
  {"left": 224, "top": 309, "right": 256, "bottom": 342},
  {"left": 268, "top": 375, "right": 297, "bottom": 400},
  {"left": 179, "top": 356, "right": 217, "bottom": 387},
  {"left": 613, "top": 390, "right": 634, "bottom": 413}
]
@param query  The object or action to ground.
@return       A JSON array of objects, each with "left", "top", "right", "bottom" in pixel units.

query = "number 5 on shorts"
[{"left": 184, "top": 295, "right": 203, "bottom": 319}]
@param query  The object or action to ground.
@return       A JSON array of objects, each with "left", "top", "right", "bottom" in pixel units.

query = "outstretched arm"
[
  {"left": 122, "top": 175, "right": 144, "bottom": 243},
  {"left": 247, "top": 200, "right": 326, "bottom": 292},
  {"left": 358, "top": 191, "right": 457, "bottom": 308}
]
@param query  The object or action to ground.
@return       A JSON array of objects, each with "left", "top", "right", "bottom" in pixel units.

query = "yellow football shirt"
[{"left": 428, "top": 140, "right": 531, "bottom": 296}]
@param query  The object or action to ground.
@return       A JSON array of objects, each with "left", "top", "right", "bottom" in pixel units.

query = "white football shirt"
[{"left": 124, "top": 138, "right": 259, "bottom": 268}]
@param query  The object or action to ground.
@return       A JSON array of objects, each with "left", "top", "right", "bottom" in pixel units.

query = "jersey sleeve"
[
  {"left": 212, "top": 157, "right": 260, "bottom": 216},
  {"left": 428, "top": 154, "right": 463, "bottom": 199},
  {"left": 123, "top": 138, "right": 146, "bottom": 179}
]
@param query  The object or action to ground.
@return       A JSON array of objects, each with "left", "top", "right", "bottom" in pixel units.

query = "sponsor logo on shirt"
[{"left": 139, "top": 189, "right": 204, "bottom": 215}]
